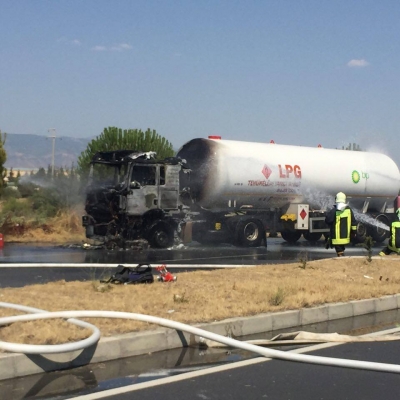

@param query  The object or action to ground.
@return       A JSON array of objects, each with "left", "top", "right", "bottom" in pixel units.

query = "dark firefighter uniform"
[
  {"left": 379, "top": 216, "right": 400, "bottom": 256},
  {"left": 325, "top": 205, "right": 357, "bottom": 257}
]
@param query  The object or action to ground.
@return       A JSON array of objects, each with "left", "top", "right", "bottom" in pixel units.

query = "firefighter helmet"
[{"left": 335, "top": 192, "right": 347, "bottom": 203}]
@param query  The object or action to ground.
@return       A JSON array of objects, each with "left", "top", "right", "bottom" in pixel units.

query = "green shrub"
[
  {"left": 31, "top": 188, "right": 62, "bottom": 218},
  {"left": 1, "top": 197, "right": 30, "bottom": 216},
  {"left": 269, "top": 287, "right": 286, "bottom": 306},
  {"left": 1, "top": 187, "right": 22, "bottom": 200},
  {"left": 17, "top": 182, "right": 37, "bottom": 198}
]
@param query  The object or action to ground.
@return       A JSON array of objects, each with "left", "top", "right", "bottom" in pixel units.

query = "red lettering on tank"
[
  {"left": 278, "top": 164, "right": 286, "bottom": 178},
  {"left": 294, "top": 165, "right": 302, "bottom": 178},
  {"left": 285, "top": 165, "right": 293, "bottom": 176},
  {"left": 278, "top": 164, "right": 302, "bottom": 179}
]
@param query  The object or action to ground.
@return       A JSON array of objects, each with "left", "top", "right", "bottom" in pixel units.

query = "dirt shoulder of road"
[{"left": 1, "top": 256, "right": 400, "bottom": 347}]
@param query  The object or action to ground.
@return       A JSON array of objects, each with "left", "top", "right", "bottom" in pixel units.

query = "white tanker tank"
[
  {"left": 177, "top": 138, "right": 400, "bottom": 211},
  {"left": 177, "top": 137, "right": 400, "bottom": 244}
]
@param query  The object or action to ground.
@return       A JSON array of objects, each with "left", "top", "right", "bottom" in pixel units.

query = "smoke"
[
  {"left": 19, "top": 174, "right": 55, "bottom": 189},
  {"left": 301, "top": 188, "right": 333, "bottom": 211},
  {"left": 301, "top": 188, "right": 390, "bottom": 231},
  {"left": 352, "top": 209, "right": 390, "bottom": 231}
]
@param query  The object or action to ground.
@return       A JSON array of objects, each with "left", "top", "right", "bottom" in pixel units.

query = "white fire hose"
[{"left": 1, "top": 302, "right": 400, "bottom": 374}]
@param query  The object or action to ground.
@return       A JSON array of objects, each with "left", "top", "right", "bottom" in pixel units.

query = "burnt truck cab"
[{"left": 82, "top": 150, "right": 185, "bottom": 248}]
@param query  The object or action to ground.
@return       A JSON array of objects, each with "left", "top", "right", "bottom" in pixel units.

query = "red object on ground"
[
  {"left": 0, "top": 233, "right": 4, "bottom": 249},
  {"left": 155, "top": 265, "right": 177, "bottom": 282}
]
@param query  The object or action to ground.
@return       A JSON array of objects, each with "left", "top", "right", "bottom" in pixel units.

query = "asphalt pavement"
[{"left": 75, "top": 339, "right": 400, "bottom": 400}]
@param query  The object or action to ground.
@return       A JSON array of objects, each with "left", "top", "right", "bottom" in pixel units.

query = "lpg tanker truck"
[{"left": 82, "top": 137, "right": 400, "bottom": 249}]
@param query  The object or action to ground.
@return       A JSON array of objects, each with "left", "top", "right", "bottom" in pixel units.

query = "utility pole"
[{"left": 48, "top": 128, "right": 56, "bottom": 179}]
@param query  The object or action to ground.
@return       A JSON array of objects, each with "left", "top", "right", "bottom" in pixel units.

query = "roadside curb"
[{"left": 1, "top": 293, "right": 400, "bottom": 381}]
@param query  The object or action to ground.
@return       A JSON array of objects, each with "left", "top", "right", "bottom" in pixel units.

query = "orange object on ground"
[{"left": 155, "top": 265, "right": 177, "bottom": 282}]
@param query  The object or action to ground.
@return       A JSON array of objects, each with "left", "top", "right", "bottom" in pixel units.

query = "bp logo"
[{"left": 352, "top": 170, "right": 360, "bottom": 184}]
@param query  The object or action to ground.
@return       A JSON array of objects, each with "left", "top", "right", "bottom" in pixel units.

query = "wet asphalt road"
[
  {"left": 105, "top": 340, "right": 400, "bottom": 400},
  {"left": 0, "top": 238, "right": 372, "bottom": 288}
]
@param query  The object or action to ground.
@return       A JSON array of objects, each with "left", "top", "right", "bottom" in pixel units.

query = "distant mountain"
[{"left": 3, "top": 134, "right": 91, "bottom": 170}]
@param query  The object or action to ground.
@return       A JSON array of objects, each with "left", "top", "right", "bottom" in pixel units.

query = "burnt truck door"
[
  {"left": 126, "top": 163, "right": 159, "bottom": 215},
  {"left": 158, "top": 164, "right": 180, "bottom": 210}
]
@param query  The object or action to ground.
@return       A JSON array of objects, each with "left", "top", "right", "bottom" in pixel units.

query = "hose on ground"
[
  {"left": 1, "top": 302, "right": 400, "bottom": 374},
  {"left": 0, "top": 302, "right": 100, "bottom": 353}
]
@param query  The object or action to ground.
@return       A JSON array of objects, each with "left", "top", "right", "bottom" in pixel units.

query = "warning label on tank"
[{"left": 262, "top": 164, "right": 272, "bottom": 179}]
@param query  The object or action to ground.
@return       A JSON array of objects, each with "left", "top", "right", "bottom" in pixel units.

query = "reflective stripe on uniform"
[
  {"left": 388, "top": 221, "right": 400, "bottom": 253},
  {"left": 332, "top": 208, "right": 352, "bottom": 245}
]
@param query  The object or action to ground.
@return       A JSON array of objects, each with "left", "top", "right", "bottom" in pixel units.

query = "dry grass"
[
  {"left": 3, "top": 209, "right": 86, "bottom": 243},
  {"left": 1, "top": 256, "right": 400, "bottom": 347}
]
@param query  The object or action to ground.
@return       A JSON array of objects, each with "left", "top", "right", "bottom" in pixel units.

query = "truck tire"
[
  {"left": 303, "top": 231, "right": 322, "bottom": 242},
  {"left": 368, "top": 214, "right": 390, "bottom": 243},
  {"left": 147, "top": 222, "right": 174, "bottom": 249},
  {"left": 355, "top": 222, "right": 367, "bottom": 243},
  {"left": 280, "top": 230, "right": 302, "bottom": 243},
  {"left": 235, "top": 219, "right": 264, "bottom": 247}
]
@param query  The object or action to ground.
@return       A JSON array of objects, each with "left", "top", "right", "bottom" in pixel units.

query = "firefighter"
[
  {"left": 325, "top": 192, "right": 357, "bottom": 257},
  {"left": 379, "top": 209, "right": 400, "bottom": 256}
]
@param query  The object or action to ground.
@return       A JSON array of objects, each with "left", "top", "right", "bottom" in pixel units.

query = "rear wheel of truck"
[
  {"left": 280, "top": 230, "right": 302, "bottom": 243},
  {"left": 355, "top": 222, "right": 367, "bottom": 243},
  {"left": 235, "top": 219, "right": 264, "bottom": 247},
  {"left": 148, "top": 223, "right": 174, "bottom": 249},
  {"left": 368, "top": 214, "right": 390, "bottom": 243},
  {"left": 303, "top": 231, "right": 322, "bottom": 242}
]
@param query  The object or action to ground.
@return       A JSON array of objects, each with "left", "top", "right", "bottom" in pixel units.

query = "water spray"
[{"left": 353, "top": 210, "right": 390, "bottom": 232}]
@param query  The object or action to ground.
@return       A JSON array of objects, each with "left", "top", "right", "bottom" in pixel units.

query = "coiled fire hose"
[{"left": 1, "top": 302, "right": 400, "bottom": 374}]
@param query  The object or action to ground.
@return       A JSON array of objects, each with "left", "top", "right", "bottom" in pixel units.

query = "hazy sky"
[{"left": 1, "top": 1, "right": 400, "bottom": 165}]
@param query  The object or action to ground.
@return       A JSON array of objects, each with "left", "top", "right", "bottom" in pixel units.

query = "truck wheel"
[
  {"left": 368, "top": 214, "right": 390, "bottom": 243},
  {"left": 303, "top": 231, "right": 322, "bottom": 242},
  {"left": 235, "top": 219, "right": 264, "bottom": 247},
  {"left": 280, "top": 230, "right": 301, "bottom": 243},
  {"left": 148, "top": 223, "right": 174, "bottom": 248},
  {"left": 355, "top": 222, "right": 367, "bottom": 243}
]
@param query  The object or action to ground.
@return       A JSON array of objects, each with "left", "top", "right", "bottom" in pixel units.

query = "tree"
[
  {"left": 57, "top": 166, "right": 65, "bottom": 181},
  {"left": 8, "top": 167, "right": 15, "bottom": 182},
  {"left": 0, "top": 130, "right": 7, "bottom": 189},
  {"left": 35, "top": 167, "right": 47, "bottom": 180},
  {"left": 77, "top": 127, "right": 175, "bottom": 178}
]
